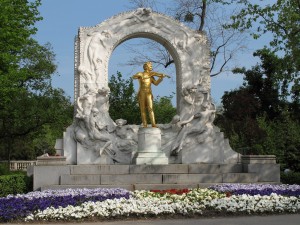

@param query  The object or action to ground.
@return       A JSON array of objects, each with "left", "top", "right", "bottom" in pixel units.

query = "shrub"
[
  {"left": 0, "top": 163, "right": 10, "bottom": 175},
  {"left": 0, "top": 174, "right": 30, "bottom": 197},
  {"left": 281, "top": 172, "right": 300, "bottom": 185}
]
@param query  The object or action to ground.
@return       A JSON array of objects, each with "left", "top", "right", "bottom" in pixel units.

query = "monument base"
[{"left": 133, "top": 127, "right": 168, "bottom": 165}]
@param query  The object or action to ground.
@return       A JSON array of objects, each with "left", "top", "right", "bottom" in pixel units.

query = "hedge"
[
  {"left": 281, "top": 172, "right": 300, "bottom": 185},
  {"left": 0, "top": 174, "right": 32, "bottom": 197}
]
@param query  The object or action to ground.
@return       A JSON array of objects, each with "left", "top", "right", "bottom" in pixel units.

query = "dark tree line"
[
  {"left": 214, "top": 0, "right": 300, "bottom": 171},
  {"left": 215, "top": 49, "right": 300, "bottom": 171}
]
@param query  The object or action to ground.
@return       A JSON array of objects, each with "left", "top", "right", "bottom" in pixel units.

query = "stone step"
[
  {"left": 61, "top": 172, "right": 255, "bottom": 186},
  {"left": 68, "top": 164, "right": 243, "bottom": 175},
  {"left": 70, "top": 165, "right": 130, "bottom": 175},
  {"left": 129, "top": 164, "right": 188, "bottom": 174},
  {"left": 60, "top": 174, "right": 164, "bottom": 185},
  {"left": 163, "top": 174, "right": 223, "bottom": 184},
  {"left": 188, "top": 164, "right": 242, "bottom": 174},
  {"left": 35, "top": 163, "right": 280, "bottom": 191},
  {"left": 163, "top": 173, "right": 257, "bottom": 184},
  {"left": 101, "top": 174, "right": 162, "bottom": 185},
  {"left": 222, "top": 173, "right": 258, "bottom": 183},
  {"left": 61, "top": 174, "right": 101, "bottom": 185}
]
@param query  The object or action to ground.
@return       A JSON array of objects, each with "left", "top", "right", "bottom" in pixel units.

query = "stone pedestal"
[
  {"left": 242, "top": 155, "right": 280, "bottom": 183},
  {"left": 36, "top": 156, "right": 67, "bottom": 165},
  {"left": 133, "top": 127, "right": 168, "bottom": 164},
  {"left": 241, "top": 155, "right": 277, "bottom": 164}
]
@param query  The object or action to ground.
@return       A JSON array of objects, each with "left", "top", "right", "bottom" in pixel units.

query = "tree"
[
  {"left": 227, "top": 0, "right": 300, "bottom": 100},
  {"left": 256, "top": 111, "right": 300, "bottom": 171},
  {"left": 0, "top": 0, "right": 73, "bottom": 160},
  {"left": 216, "top": 50, "right": 300, "bottom": 170},
  {"left": 217, "top": 87, "right": 266, "bottom": 152},
  {"left": 108, "top": 72, "right": 140, "bottom": 124},
  {"left": 0, "top": 87, "right": 73, "bottom": 160},
  {"left": 232, "top": 49, "right": 290, "bottom": 119},
  {"left": 0, "top": 0, "right": 43, "bottom": 94},
  {"left": 126, "top": 0, "right": 247, "bottom": 76},
  {"left": 153, "top": 95, "right": 177, "bottom": 124}
]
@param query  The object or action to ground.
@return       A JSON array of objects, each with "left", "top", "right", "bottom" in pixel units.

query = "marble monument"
[{"left": 60, "top": 8, "right": 240, "bottom": 165}]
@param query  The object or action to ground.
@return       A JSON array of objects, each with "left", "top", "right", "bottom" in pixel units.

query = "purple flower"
[
  {"left": 0, "top": 188, "right": 131, "bottom": 222},
  {"left": 209, "top": 184, "right": 300, "bottom": 197}
]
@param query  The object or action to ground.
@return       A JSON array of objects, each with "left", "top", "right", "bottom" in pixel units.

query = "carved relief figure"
[
  {"left": 96, "top": 118, "right": 139, "bottom": 164},
  {"left": 76, "top": 84, "right": 97, "bottom": 119},
  {"left": 182, "top": 85, "right": 197, "bottom": 105},
  {"left": 186, "top": 101, "right": 216, "bottom": 144},
  {"left": 169, "top": 114, "right": 196, "bottom": 156},
  {"left": 132, "top": 8, "right": 153, "bottom": 23},
  {"left": 86, "top": 30, "right": 111, "bottom": 84},
  {"left": 159, "top": 114, "right": 194, "bottom": 155},
  {"left": 123, "top": 8, "right": 154, "bottom": 26},
  {"left": 115, "top": 119, "right": 138, "bottom": 142},
  {"left": 170, "top": 98, "right": 216, "bottom": 156},
  {"left": 181, "top": 85, "right": 198, "bottom": 118},
  {"left": 132, "top": 61, "right": 170, "bottom": 127},
  {"left": 95, "top": 87, "right": 116, "bottom": 133},
  {"left": 88, "top": 107, "right": 113, "bottom": 141},
  {"left": 199, "top": 75, "right": 210, "bottom": 91},
  {"left": 115, "top": 119, "right": 138, "bottom": 154},
  {"left": 78, "top": 65, "right": 93, "bottom": 83},
  {"left": 193, "top": 89, "right": 206, "bottom": 113}
]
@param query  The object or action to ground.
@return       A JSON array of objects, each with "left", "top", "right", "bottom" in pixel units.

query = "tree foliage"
[
  {"left": 216, "top": 50, "right": 300, "bottom": 171},
  {"left": 108, "top": 72, "right": 140, "bottom": 124},
  {"left": 153, "top": 95, "right": 177, "bottom": 124},
  {"left": 0, "top": 0, "right": 73, "bottom": 160},
  {"left": 227, "top": 0, "right": 300, "bottom": 100},
  {"left": 0, "top": 0, "right": 42, "bottom": 74}
]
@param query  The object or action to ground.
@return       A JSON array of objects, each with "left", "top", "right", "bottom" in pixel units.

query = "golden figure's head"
[{"left": 143, "top": 61, "right": 152, "bottom": 71}]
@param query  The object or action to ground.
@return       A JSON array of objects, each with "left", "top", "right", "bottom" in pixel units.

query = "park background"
[{"left": 0, "top": 0, "right": 299, "bottom": 185}]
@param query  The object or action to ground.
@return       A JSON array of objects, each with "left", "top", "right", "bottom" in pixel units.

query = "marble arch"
[
  {"left": 74, "top": 8, "right": 211, "bottom": 117},
  {"left": 63, "top": 8, "right": 239, "bottom": 165}
]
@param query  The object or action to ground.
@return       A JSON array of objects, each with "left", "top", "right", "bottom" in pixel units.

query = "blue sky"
[{"left": 34, "top": 0, "right": 268, "bottom": 105}]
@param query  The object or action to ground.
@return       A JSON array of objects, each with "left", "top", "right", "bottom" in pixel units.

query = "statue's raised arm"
[{"left": 150, "top": 72, "right": 171, "bottom": 78}]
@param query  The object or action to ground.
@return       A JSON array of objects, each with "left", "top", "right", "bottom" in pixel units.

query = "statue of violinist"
[{"left": 132, "top": 61, "right": 170, "bottom": 128}]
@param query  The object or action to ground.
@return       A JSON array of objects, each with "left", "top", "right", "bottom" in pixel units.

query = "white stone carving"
[{"left": 60, "top": 8, "right": 239, "bottom": 165}]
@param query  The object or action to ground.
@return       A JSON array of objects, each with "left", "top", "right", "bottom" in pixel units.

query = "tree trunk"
[{"left": 199, "top": 0, "right": 207, "bottom": 31}]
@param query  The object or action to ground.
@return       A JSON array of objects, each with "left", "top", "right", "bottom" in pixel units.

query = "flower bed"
[
  {"left": 0, "top": 184, "right": 299, "bottom": 222},
  {"left": 209, "top": 183, "right": 300, "bottom": 196},
  {"left": 208, "top": 193, "right": 299, "bottom": 213},
  {"left": 150, "top": 189, "right": 190, "bottom": 195},
  {"left": 0, "top": 188, "right": 130, "bottom": 221}
]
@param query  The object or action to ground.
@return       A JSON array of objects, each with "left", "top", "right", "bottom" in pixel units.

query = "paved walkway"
[{"left": 3, "top": 214, "right": 300, "bottom": 225}]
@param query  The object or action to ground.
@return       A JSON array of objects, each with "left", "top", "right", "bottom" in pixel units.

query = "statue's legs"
[
  {"left": 138, "top": 91, "right": 157, "bottom": 128},
  {"left": 139, "top": 92, "right": 148, "bottom": 127},
  {"left": 146, "top": 93, "right": 156, "bottom": 127}
]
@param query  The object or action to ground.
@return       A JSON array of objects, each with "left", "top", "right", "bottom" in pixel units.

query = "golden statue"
[{"left": 132, "top": 62, "right": 170, "bottom": 128}]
